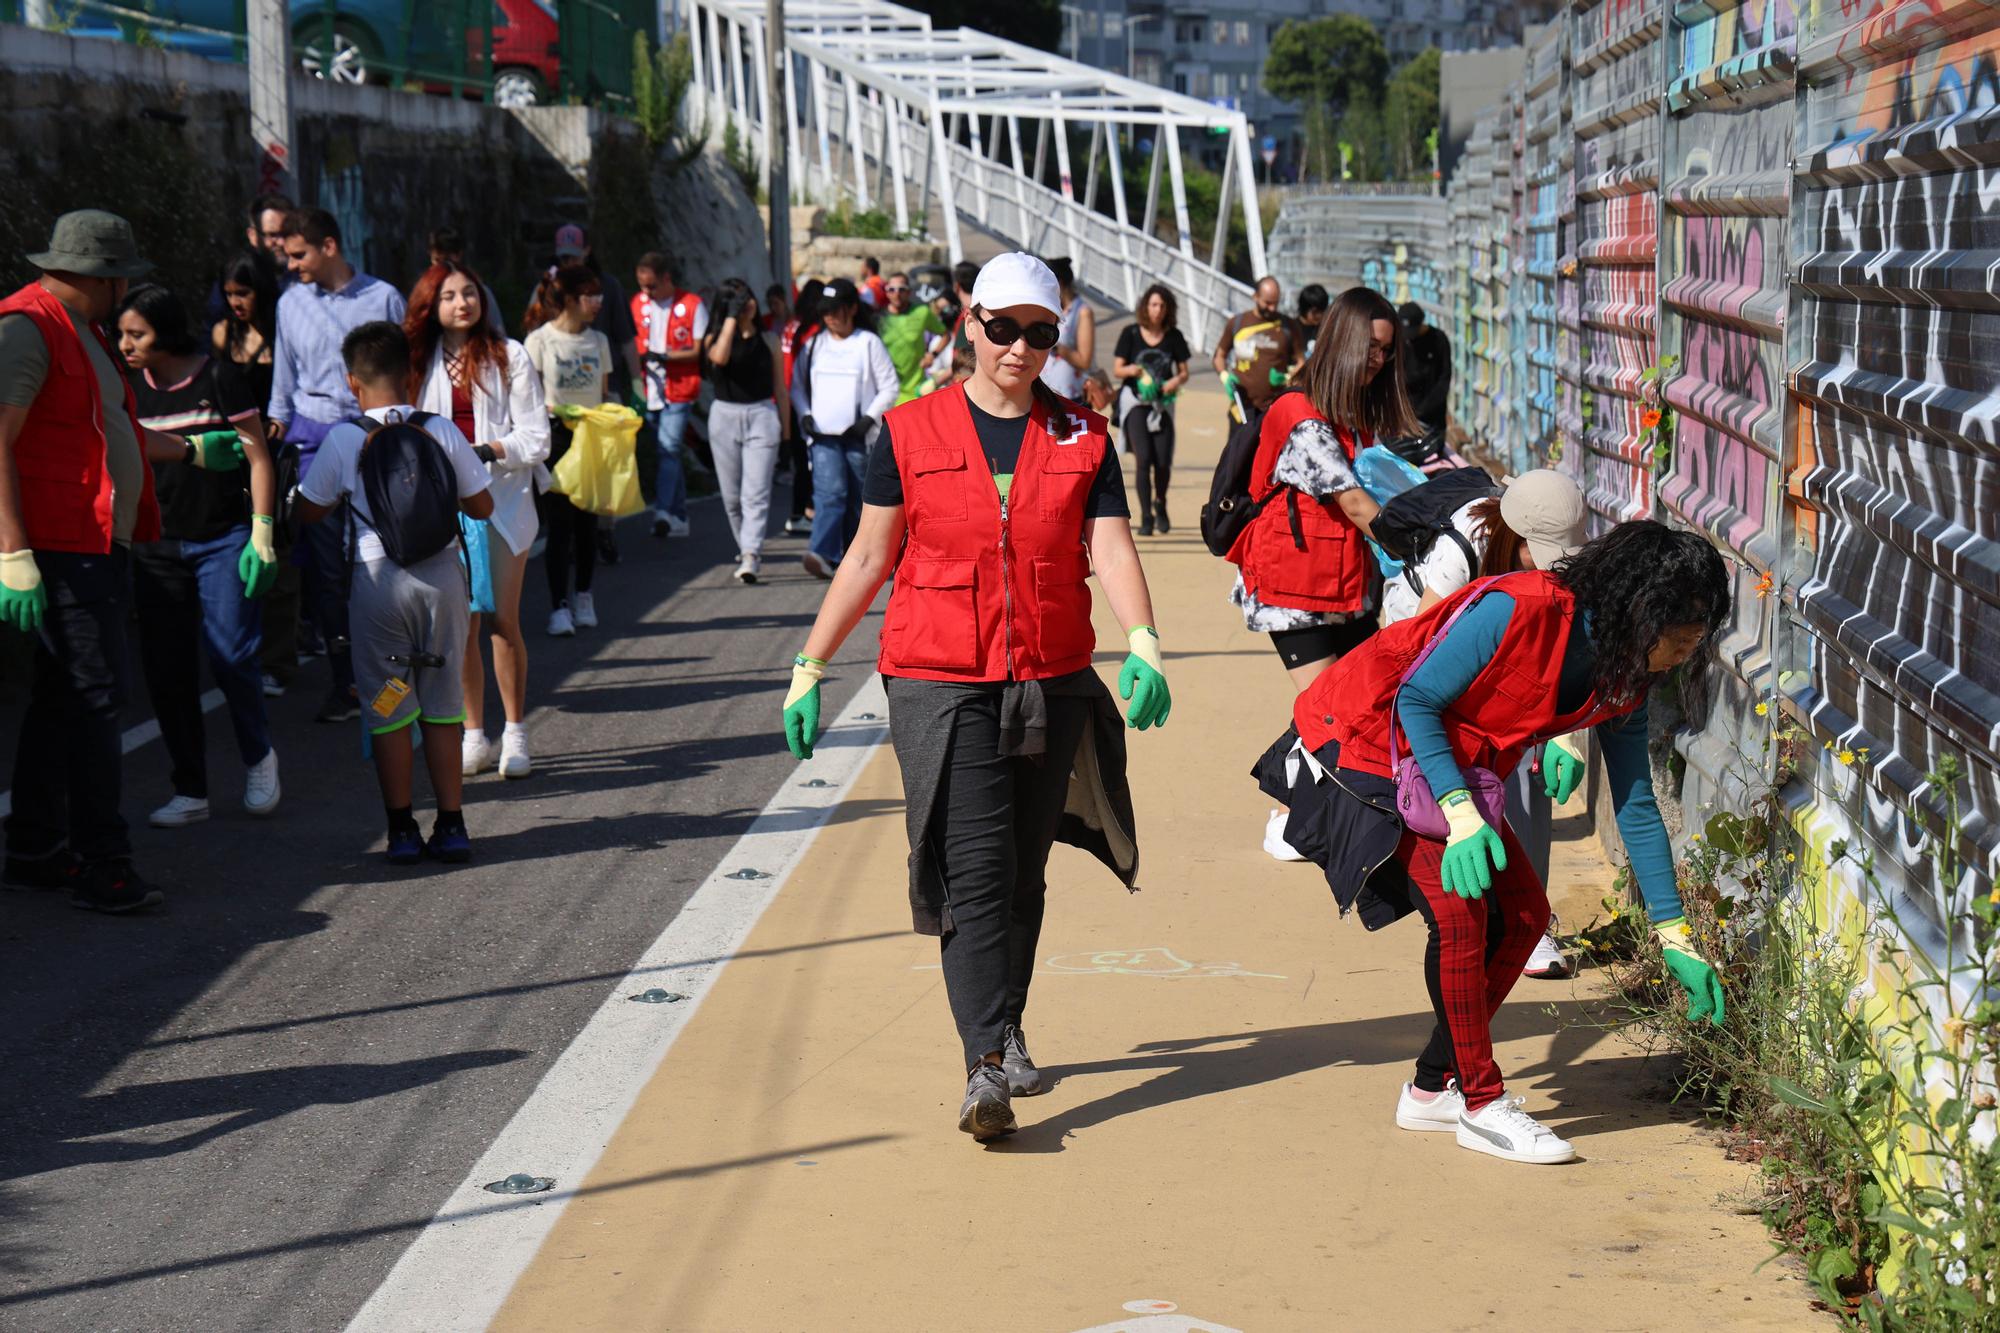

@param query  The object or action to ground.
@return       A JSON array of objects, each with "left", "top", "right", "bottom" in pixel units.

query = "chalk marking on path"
[
  {"left": 344, "top": 674, "right": 892, "bottom": 1333},
  {"left": 0, "top": 688, "right": 224, "bottom": 820}
]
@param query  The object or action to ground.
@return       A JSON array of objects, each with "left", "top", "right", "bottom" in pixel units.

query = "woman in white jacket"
[{"left": 408, "top": 262, "right": 551, "bottom": 779}]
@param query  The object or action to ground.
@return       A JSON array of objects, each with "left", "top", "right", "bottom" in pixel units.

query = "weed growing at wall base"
[{"left": 1572, "top": 748, "right": 1998, "bottom": 1328}]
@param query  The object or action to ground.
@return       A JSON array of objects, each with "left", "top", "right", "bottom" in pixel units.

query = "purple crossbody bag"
[{"left": 1390, "top": 577, "right": 1511, "bottom": 841}]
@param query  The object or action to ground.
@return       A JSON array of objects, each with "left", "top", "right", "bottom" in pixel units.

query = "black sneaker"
[
  {"left": 315, "top": 687, "right": 360, "bottom": 724},
  {"left": 4, "top": 848, "right": 82, "bottom": 892},
  {"left": 71, "top": 860, "right": 165, "bottom": 914},
  {"left": 783, "top": 516, "right": 812, "bottom": 537},
  {"left": 1001, "top": 1024, "right": 1044, "bottom": 1096},
  {"left": 958, "top": 1063, "right": 1016, "bottom": 1141},
  {"left": 424, "top": 821, "right": 472, "bottom": 864},
  {"left": 596, "top": 527, "right": 621, "bottom": 566}
]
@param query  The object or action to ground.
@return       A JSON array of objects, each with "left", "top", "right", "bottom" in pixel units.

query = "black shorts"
[{"left": 1269, "top": 618, "right": 1377, "bottom": 669}]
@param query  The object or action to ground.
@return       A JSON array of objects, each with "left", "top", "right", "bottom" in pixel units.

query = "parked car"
[{"left": 48, "top": 0, "right": 561, "bottom": 106}]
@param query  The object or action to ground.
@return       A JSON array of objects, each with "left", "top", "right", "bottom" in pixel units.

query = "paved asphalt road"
[{"left": 0, "top": 481, "right": 883, "bottom": 1331}]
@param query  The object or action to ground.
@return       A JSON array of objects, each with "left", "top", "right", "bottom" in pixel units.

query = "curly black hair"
[{"left": 1552, "top": 520, "right": 1732, "bottom": 721}]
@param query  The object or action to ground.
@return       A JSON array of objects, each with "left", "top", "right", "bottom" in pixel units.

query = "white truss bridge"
[{"left": 684, "top": 0, "right": 1264, "bottom": 348}]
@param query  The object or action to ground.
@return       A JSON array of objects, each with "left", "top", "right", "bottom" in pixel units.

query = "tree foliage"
[
  {"left": 1265, "top": 16, "right": 1389, "bottom": 183},
  {"left": 1384, "top": 47, "right": 1443, "bottom": 180}
]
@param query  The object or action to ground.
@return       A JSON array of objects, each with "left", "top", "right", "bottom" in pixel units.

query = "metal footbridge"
[{"left": 684, "top": 0, "right": 1263, "bottom": 347}]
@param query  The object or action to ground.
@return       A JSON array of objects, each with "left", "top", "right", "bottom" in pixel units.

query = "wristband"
[
  {"left": 1126, "top": 625, "right": 1162, "bottom": 673},
  {"left": 1437, "top": 788, "right": 1488, "bottom": 842}
]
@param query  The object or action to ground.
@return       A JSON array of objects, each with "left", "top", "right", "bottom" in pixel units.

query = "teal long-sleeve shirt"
[{"left": 1394, "top": 592, "right": 1682, "bottom": 923}]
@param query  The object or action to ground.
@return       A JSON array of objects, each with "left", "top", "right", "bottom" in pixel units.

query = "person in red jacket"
[
  {"left": 1258, "top": 521, "right": 1731, "bottom": 1163},
  {"left": 0, "top": 211, "right": 247, "bottom": 914},
  {"left": 780, "top": 253, "right": 1171, "bottom": 1144},
  {"left": 1226, "top": 285, "right": 1414, "bottom": 860}
]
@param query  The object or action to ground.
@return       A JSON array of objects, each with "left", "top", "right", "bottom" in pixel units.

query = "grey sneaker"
[
  {"left": 1001, "top": 1024, "right": 1043, "bottom": 1096},
  {"left": 958, "top": 1063, "right": 1016, "bottom": 1141}
]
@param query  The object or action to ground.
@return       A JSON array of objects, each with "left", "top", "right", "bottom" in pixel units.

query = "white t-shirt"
[
  {"left": 298, "top": 405, "right": 491, "bottom": 563},
  {"left": 1379, "top": 499, "right": 1487, "bottom": 626},
  {"left": 523, "top": 323, "right": 613, "bottom": 410}
]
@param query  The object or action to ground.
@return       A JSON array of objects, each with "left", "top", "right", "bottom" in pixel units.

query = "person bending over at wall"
[{"left": 1255, "top": 520, "right": 1731, "bottom": 1165}]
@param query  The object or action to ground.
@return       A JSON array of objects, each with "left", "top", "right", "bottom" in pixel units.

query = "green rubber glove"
[
  {"left": 1268, "top": 367, "right": 1289, "bottom": 388},
  {"left": 1437, "top": 789, "right": 1506, "bottom": 899},
  {"left": 1542, "top": 733, "right": 1586, "bottom": 805},
  {"left": 783, "top": 655, "right": 824, "bottom": 759},
  {"left": 238, "top": 515, "right": 278, "bottom": 599},
  {"left": 1117, "top": 626, "right": 1171, "bottom": 730},
  {"left": 1656, "top": 918, "right": 1726, "bottom": 1025},
  {"left": 188, "top": 429, "right": 245, "bottom": 472},
  {"left": 1221, "top": 370, "right": 1239, "bottom": 403},
  {"left": 627, "top": 388, "right": 648, "bottom": 415},
  {"left": 1136, "top": 371, "right": 1160, "bottom": 403},
  {"left": 0, "top": 550, "right": 47, "bottom": 635}
]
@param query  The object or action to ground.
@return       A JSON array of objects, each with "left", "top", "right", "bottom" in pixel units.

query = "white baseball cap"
[
  {"left": 969, "top": 252, "right": 1061, "bottom": 320},
  {"left": 1500, "top": 468, "right": 1588, "bottom": 570}
]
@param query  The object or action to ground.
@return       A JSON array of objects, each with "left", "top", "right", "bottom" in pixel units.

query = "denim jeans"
[
  {"left": 5, "top": 546, "right": 133, "bottom": 866},
  {"left": 808, "top": 433, "right": 868, "bottom": 566},
  {"left": 647, "top": 401, "right": 692, "bottom": 522},
  {"left": 133, "top": 529, "right": 273, "bottom": 800}
]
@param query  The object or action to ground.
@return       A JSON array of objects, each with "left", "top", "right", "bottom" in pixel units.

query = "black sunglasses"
[{"left": 971, "top": 306, "right": 1061, "bottom": 351}]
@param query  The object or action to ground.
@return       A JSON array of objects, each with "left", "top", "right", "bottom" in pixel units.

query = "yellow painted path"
[{"left": 490, "top": 385, "right": 1815, "bottom": 1332}]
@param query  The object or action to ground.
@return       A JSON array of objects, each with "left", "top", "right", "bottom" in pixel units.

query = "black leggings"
[
  {"left": 541, "top": 421, "right": 595, "bottom": 605},
  {"left": 1123, "top": 405, "right": 1175, "bottom": 526},
  {"left": 1269, "top": 618, "right": 1377, "bottom": 669},
  {"left": 784, "top": 433, "right": 811, "bottom": 518},
  {"left": 891, "top": 682, "right": 1090, "bottom": 1070}
]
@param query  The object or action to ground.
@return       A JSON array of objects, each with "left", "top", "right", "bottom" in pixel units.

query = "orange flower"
[
  {"left": 1640, "top": 408, "right": 1662, "bottom": 430},
  {"left": 1754, "top": 571, "right": 1773, "bottom": 599}
]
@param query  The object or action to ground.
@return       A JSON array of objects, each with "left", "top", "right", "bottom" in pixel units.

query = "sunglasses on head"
[{"left": 972, "top": 307, "right": 1060, "bottom": 351}]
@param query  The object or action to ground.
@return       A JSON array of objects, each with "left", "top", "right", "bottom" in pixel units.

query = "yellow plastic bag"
[{"left": 549, "top": 403, "right": 644, "bottom": 517}]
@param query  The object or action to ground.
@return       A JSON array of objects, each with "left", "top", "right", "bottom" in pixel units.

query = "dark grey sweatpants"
[{"left": 887, "top": 678, "right": 1089, "bottom": 1070}]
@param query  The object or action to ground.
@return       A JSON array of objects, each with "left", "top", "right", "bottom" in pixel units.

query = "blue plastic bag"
[
  {"left": 1355, "top": 445, "right": 1430, "bottom": 577},
  {"left": 460, "top": 515, "right": 496, "bottom": 615}
]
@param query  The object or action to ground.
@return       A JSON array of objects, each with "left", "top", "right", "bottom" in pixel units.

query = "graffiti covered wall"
[
  {"left": 1788, "top": 0, "right": 2000, "bottom": 952},
  {"left": 1525, "top": 24, "right": 1569, "bottom": 460}
]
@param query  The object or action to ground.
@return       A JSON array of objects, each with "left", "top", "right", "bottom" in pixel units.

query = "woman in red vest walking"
[
  {"left": 780, "top": 253, "right": 1171, "bottom": 1143},
  {"left": 1227, "top": 286, "right": 1411, "bottom": 860},
  {"left": 1257, "top": 520, "right": 1731, "bottom": 1164}
]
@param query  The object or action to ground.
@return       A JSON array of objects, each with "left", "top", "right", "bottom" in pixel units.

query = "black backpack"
[
  {"left": 348, "top": 411, "right": 461, "bottom": 567},
  {"left": 1199, "top": 389, "right": 1298, "bottom": 558},
  {"left": 1370, "top": 466, "right": 1502, "bottom": 577}
]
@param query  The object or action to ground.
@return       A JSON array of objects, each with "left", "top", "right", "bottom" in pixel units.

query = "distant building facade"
[{"left": 1058, "top": 0, "right": 1560, "bottom": 176}]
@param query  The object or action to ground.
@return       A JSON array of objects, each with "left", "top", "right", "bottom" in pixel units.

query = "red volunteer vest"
[
  {"left": 0, "top": 282, "right": 160, "bottom": 553},
  {"left": 1232, "top": 392, "right": 1370, "bottom": 614},
  {"left": 877, "top": 384, "right": 1108, "bottom": 683},
  {"left": 1295, "top": 570, "right": 1639, "bottom": 779},
  {"left": 632, "top": 290, "right": 703, "bottom": 403}
]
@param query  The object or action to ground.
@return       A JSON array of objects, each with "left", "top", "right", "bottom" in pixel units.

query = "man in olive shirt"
[
  {"left": 1212, "top": 275, "right": 1303, "bottom": 420},
  {"left": 0, "top": 211, "right": 206, "bottom": 914}
]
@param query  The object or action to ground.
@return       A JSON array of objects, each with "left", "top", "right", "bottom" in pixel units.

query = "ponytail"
[{"left": 1029, "top": 379, "right": 1076, "bottom": 440}]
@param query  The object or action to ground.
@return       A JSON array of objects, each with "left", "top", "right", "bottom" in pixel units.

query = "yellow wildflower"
[{"left": 1755, "top": 702, "right": 1769, "bottom": 717}]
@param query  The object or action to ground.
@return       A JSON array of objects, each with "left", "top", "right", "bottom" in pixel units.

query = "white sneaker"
[
  {"left": 150, "top": 794, "right": 210, "bottom": 828},
  {"left": 1457, "top": 1095, "right": 1577, "bottom": 1164},
  {"left": 571, "top": 591, "right": 598, "bottom": 629},
  {"left": 653, "top": 508, "right": 689, "bottom": 538},
  {"left": 547, "top": 605, "right": 576, "bottom": 637},
  {"left": 499, "top": 729, "right": 532, "bottom": 779},
  {"left": 244, "top": 750, "right": 280, "bottom": 816},
  {"left": 1395, "top": 1078, "right": 1466, "bottom": 1132},
  {"left": 802, "top": 551, "right": 834, "bottom": 580},
  {"left": 1524, "top": 922, "right": 1571, "bottom": 979},
  {"left": 462, "top": 731, "right": 495, "bottom": 776},
  {"left": 734, "top": 554, "right": 760, "bottom": 584},
  {"left": 1263, "top": 807, "right": 1307, "bottom": 862},
  {"left": 260, "top": 672, "right": 286, "bottom": 698}
]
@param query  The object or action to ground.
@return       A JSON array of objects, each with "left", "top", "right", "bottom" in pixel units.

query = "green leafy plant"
[
  {"left": 1637, "top": 352, "right": 1680, "bottom": 472},
  {"left": 721, "top": 117, "right": 759, "bottom": 195},
  {"left": 818, "top": 201, "right": 901, "bottom": 241}
]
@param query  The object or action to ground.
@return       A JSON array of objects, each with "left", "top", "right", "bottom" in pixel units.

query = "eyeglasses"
[{"left": 971, "top": 307, "right": 1060, "bottom": 351}]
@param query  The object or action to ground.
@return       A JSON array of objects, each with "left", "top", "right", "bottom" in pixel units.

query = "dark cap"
[
  {"left": 26, "top": 209, "right": 154, "bottom": 279},
  {"left": 1398, "top": 301, "right": 1426, "bottom": 329}
]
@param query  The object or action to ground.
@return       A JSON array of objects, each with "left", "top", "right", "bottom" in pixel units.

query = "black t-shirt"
[
  {"left": 863, "top": 397, "right": 1129, "bottom": 518},
  {"left": 1112, "top": 324, "right": 1192, "bottom": 376},
  {"left": 709, "top": 327, "right": 775, "bottom": 404},
  {"left": 129, "top": 355, "right": 258, "bottom": 542}
]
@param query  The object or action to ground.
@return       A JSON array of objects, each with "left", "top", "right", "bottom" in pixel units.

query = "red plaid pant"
[{"left": 1399, "top": 819, "right": 1550, "bottom": 1111}]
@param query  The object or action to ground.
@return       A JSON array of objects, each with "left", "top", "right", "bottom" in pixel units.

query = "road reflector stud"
[
  {"left": 801, "top": 778, "right": 833, "bottom": 788},
  {"left": 483, "top": 1173, "right": 554, "bottom": 1195},
  {"left": 724, "top": 867, "right": 773, "bottom": 880},
  {"left": 629, "top": 988, "right": 689, "bottom": 1004}
]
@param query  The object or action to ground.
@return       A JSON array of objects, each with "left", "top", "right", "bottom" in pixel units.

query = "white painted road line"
[
  {"left": 344, "top": 674, "right": 893, "bottom": 1333},
  {"left": 0, "top": 688, "right": 224, "bottom": 820}
]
